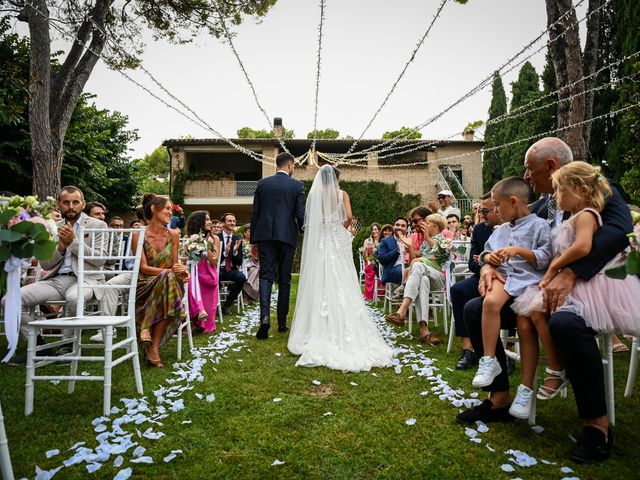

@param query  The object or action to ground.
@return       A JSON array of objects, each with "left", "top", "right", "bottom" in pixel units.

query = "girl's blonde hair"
[
  {"left": 425, "top": 213, "right": 446, "bottom": 232},
  {"left": 552, "top": 161, "right": 612, "bottom": 212}
]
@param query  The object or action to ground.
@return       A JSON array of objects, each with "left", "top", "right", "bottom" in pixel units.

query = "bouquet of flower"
[
  {"left": 606, "top": 210, "right": 640, "bottom": 279},
  {"left": 1, "top": 194, "right": 58, "bottom": 362},
  {"left": 421, "top": 234, "right": 467, "bottom": 272},
  {"left": 0, "top": 194, "right": 58, "bottom": 266},
  {"left": 181, "top": 232, "right": 213, "bottom": 263}
]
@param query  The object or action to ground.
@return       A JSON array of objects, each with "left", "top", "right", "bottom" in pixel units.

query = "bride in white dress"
[{"left": 288, "top": 165, "right": 394, "bottom": 372}]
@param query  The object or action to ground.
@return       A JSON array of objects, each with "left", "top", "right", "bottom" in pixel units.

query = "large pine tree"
[{"left": 482, "top": 72, "right": 508, "bottom": 191}]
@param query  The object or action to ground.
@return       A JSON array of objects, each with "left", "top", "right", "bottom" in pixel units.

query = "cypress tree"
[{"left": 482, "top": 72, "right": 508, "bottom": 191}]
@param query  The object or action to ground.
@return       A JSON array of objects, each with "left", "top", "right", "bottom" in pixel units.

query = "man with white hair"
[
  {"left": 436, "top": 189, "right": 461, "bottom": 219},
  {"left": 457, "top": 137, "right": 632, "bottom": 464}
]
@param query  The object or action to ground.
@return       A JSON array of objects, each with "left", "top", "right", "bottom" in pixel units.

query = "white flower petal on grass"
[
  {"left": 49, "top": 380, "right": 60, "bottom": 385},
  {"left": 501, "top": 464, "right": 516, "bottom": 473},
  {"left": 470, "top": 438, "right": 482, "bottom": 443},
  {"left": 560, "top": 467, "right": 574, "bottom": 474},
  {"left": 85, "top": 463, "right": 102, "bottom": 473},
  {"left": 394, "top": 365, "right": 402, "bottom": 374},
  {"left": 45, "top": 449, "right": 60, "bottom": 459},
  {"left": 506, "top": 449, "right": 537, "bottom": 467},
  {"left": 133, "top": 446, "right": 146, "bottom": 457},
  {"left": 271, "top": 459, "right": 285, "bottom": 466},
  {"left": 486, "top": 444, "right": 495, "bottom": 452},
  {"left": 531, "top": 425, "right": 544, "bottom": 434},
  {"left": 113, "top": 455, "right": 124, "bottom": 467},
  {"left": 464, "top": 428, "right": 478, "bottom": 438},
  {"left": 312, "top": 380, "right": 321, "bottom": 386},
  {"left": 131, "top": 456, "right": 154, "bottom": 464},
  {"left": 94, "top": 424, "right": 107, "bottom": 433},
  {"left": 323, "top": 412, "right": 333, "bottom": 416},
  {"left": 475, "top": 421, "right": 489, "bottom": 433},
  {"left": 275, "top": 352, "right": 282, "bottom": 357},
  {"left": 195, "top": 393, "right": 203, "bottom": 399},
  {"left": 420, "top": 391, "right": 429, "bottom": 396},
  {"left": 164, "top": 453, "right": 177, "bottom": 463},
  {"left": 80, "top": 371, "right": 90, "bottom": 376},
  {"left": 561, "top": 477, "right": 580, "bottom": 480},
  {"left": 273, "top": 398, "right": 283, "bottom": 403},
  {"left": 350, "top": 382, "right": 358, "bottom": 386},
  {"left": 113, "top": 467, "right": 133, "bottom": 480},
  {"left": 181, "top": 420, "right": 192, "bottom": 424},
  {"left": 206, "top": 394, "right": 216, "bottom": 402},
  {"left": 541, "top": 459, "right": 556, "bottom": 465},
  {"left": 34, "top": 466, "right": 62, "bottom": 480},
  {"left": 68, "top": 441, "right": 86, "bottom": 451},
  {"left": 371, "top": 372, "right": 379, "bottom": 377},
  {"left": 405, "top": 418, "right": 417, "bottom": 426}
]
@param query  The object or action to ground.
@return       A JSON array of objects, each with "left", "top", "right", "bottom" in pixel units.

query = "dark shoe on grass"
[
  {"left": 222, "top": 305, "right": 231, "bottom": 316},
  {"left": 570, "top": 426, "right": 613, "bottom": 464},
  {"left": 455, "top": 349, "right": 478, "bottom": 370},
  {"left": 456, "top": 399, "right": 514, "bottom": 424}
]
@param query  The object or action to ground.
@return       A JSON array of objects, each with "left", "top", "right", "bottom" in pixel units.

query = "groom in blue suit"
[
  {"left": 377, "top": 217, "right": 409, "bottom": 285},
  {"left": 251, "top": 152, "right": 306, "bottom": 340}
]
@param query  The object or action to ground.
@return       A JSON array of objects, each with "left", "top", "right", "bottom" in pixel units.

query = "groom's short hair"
[{"left": 276, "top": 152, "right": 295, "bottom": 168}]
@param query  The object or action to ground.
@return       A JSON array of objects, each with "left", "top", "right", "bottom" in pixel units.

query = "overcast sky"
[{"left": 20, "top": 0, "right": 589, "bottom": 158}]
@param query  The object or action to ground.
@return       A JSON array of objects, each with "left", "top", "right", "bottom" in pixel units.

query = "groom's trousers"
[{"left": 258, "top": 240, "right": 295, "bottom": 325}]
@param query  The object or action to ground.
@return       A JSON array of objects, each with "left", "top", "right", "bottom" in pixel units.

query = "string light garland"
[
  {"left": 336, "top": 0, "right": 602, "bottom": 161},
  {"left": 310, "top": 0, "right": 327, "bottom": 154},
  {"left": 342, "top": 0, "right": 449, "bottom": 158}
]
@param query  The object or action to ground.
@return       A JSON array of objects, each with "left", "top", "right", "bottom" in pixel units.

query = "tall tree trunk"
[
  {"left": 22, "top": 0, "right": 111, "bottom": 198},
  {"left": 546, "top": 0, "right": 602, "bottom": 161}
]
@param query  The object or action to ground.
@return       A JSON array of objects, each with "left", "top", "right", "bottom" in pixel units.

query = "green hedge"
[{"left": 292, "top": 180, "right": 421, "bottom": 272}]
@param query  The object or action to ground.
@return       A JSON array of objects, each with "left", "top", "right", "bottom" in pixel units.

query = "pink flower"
[{"left": 441, "top": 230, "right": 453, "bottom": 240}]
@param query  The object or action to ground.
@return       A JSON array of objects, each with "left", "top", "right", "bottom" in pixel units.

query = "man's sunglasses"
[{"left": 478, "top": 208, "right": 491, "bottom": 215}]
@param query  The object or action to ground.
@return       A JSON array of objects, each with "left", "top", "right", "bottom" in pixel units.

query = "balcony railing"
[
  {"left": 184, "top": 179, "right": 259, "bottom": 199},
  {"left": 235, "top": 181, "right": 259, "bottom": 197}
]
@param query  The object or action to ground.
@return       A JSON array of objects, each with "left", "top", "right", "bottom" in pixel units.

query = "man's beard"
[{"left": 62, "top": 210, "right": 79, "bottom": 221}]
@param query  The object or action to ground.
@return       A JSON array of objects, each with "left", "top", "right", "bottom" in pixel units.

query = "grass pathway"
[{"left": 2, "top": 278, "right": 640, "bottom": 479}]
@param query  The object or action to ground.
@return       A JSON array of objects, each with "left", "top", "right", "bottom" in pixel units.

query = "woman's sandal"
[
  {"left": 139, "top": 329, "right": 152, "bottom": 349},
  {"left": 419, "top": 332, "right": 441, "bottom": 345},
  {"left": 613, "top": 342, "right": 629, "bottom": 353},
  {"left": 142, "top": 344, "right": 164, "bottom": 368},
  {"left": 536, "top": 367, "right": 570, "bottom": 400}
]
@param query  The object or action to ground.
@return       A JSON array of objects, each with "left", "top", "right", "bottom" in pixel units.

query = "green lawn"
[{"left": 1, "top": 276, "right": 639, "bottom": 479}]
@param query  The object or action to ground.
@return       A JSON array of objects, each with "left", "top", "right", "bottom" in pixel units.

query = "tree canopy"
[
  {"left": 307, "top": 129, "right": 340, "bottom": 140},
  {"left": 382, "top": 127, "right": 422, "bottom": 140},
  {"left": 236, "top": 126, "right": 294, "bottom": 139}
]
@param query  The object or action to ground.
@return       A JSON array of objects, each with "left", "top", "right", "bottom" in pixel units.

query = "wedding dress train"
[{"left": 287, "top": 166, "right": 394, "bottom": 372}]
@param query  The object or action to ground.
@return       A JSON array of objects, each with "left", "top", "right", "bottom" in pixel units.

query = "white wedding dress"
[{"left": 288, "top": 165, "right": 394, "bottom": 372}]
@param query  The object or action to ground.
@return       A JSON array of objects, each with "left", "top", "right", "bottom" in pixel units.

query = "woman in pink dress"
[
  {"left": 362, "top": 223, "right": 382, "bottom": 301},
  {"left": 186, "top": 211, "right": 220, "bottom": 334}
]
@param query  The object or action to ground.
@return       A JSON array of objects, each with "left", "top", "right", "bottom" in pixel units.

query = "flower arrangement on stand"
[{"left": 0, "top": 195, "right": 58, "bottom": 362}]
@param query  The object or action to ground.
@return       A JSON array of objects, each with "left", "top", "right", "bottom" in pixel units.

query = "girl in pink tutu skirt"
[{"left": 513, "top": 161, "right": 640, "bottom": 412}]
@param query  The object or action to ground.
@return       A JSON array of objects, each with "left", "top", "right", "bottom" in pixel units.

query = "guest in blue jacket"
[{"left": 377, "top": 217, "right": 409, "bottom": 285}]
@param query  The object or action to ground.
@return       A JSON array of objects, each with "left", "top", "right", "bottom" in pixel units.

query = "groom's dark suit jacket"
[{"left": 250, "top": 171, "right": 305, "bottom": 247}]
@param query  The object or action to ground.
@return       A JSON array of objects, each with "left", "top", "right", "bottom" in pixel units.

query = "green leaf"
[
  {"left": 605, "top": 264, "right": 628, "bottom": 280},
  {"left": 0, "top": 229, "right": 23, "bottom": 242},
  {"left": 0, "top": 244, "right": 11, "bottom": 261},
  {"left": 10, "top": 220, "right": 35, "bottom": 234},
  {"left": 33, "top": 240, "right": 56, "bottom": 260},
  {"left": 13, "top": 242, "right": 33, "bottom": 258},
  {"left": 0, "top": 208, "right": 18, "bottom": 224},
  {"left": 625, "top": 251, "right": 640, "bottom": 275}
]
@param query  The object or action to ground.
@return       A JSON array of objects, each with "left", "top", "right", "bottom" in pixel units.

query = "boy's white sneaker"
[{"left": 472, "top": 356, "right": 502, "bottom": 387}]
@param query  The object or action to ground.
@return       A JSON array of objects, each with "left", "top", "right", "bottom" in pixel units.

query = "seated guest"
[
  {"left": 436, "top": 190, "right": 461, "bottom": 219},
  {"left": 446, "top": 213, "right": 463, "bottom": 240},
  {"left": 109, "top": 216, "right": 124, "bottom": 229},
  {"left": 457, "top": 137, "right": 630, "bottom": 464},
  {"left": 3, "top": 186, "right": 107, "bottom": 364},
  {"left": 212, "top": 220, "right": 223, "bottom": 236},
  {"left": 132, "top": 194, "right": 187, "bottom": 368},
  {"left": 380, "top": 224, "right": 394, "bottom": 238},
  {"left": 130, "top": 219, "right": 142, "bottom": 229},
  {"left": 463, "top": 214, "right": 473, "bottom": 224},
  {"left": 472, "top": 202, "right": 482, "bottom": 224},
  {"left": 218, "top": 212, "right": 246, "bottom": 315},
  {"left": 186, "top": 211, "right": 220, "bottom": 334},
  {"left": 243, "top": 244, "right": 260, "bottom": 301},
  {"left": 470, "top": 177, "right": 553, "bottom": 391},
  {"left": 84, "top": 201, "right": 107, "bottom": 222},
  {"left": 450, "top": 193, "right": 497, "bottom": 370},
  {"left": 385, "top": 214, "right": 448, "bottom": 344},
  {"left": 362, "top": 222, "right": 382, "bottom": 301},
  {"left": 170, "top": 204, "right": 186, "bottom": 230},
  {"left": 377, "top": 217, "right": 409, "bottom": 286}
]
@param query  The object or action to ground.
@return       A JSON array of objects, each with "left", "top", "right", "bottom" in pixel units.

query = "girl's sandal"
[
  {"left": 419, "top": 332, "right": 441, "bottom": 345},
  {"left": 536, "top": 367, "right": 570, "bottom": 400}
]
